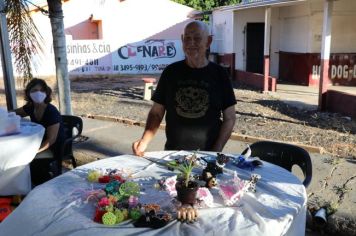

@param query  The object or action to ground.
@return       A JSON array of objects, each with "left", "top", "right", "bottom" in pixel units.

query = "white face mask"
[{"left": 30, "top": 91, "right": 47, "bottom": 104}]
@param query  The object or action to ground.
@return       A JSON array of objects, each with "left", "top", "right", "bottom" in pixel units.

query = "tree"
[
  {"left": 173, "top": 0, "right": 241, "bottom": 11},
  {"left": 47, "top": 0, "right": 72, "bottom": 115},
  {"left": 5, "top": 0, "right": 42, "bottom": 83}
]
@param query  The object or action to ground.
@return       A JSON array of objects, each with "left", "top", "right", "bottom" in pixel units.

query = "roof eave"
[{"left": 215, "top": 0, "right": 307, "bottom": 12}]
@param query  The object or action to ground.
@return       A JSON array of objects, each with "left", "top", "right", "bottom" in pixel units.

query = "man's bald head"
[
  {"left": 183, "top": 20, "right": 210, "bottom": 37},
  {"left": 181, "top": 20, "right": 212, "bottom": 67}
]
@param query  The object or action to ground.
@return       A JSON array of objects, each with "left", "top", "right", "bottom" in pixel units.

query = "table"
[
  {"left": 0, "top": 151, "right": 307, "bottom": 236},
  {"left": 0, "top": 122, "right": 44, "bottom": 195}
]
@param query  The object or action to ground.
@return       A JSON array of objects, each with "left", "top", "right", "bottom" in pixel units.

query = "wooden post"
[
  {"left": 318, "top": 0, "right": 333, "bottom": 110},
  {"left": 263, "top": 7, "right": 271, "bottom": 92}
]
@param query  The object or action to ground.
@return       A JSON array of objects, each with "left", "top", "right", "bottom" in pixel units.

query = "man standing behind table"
[{"left": 132, "top": 20, "right": 236, "bottom": 156}]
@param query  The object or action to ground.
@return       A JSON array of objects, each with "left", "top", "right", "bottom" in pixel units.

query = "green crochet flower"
[
  {"left": 119, "top": 182, "right": 140, "bottom": 197},
  {"left": 130, "top": 209, "right": 141, "bottom": 220},
  {"left": 114, "top": 209, "right": 124, "bottom": 223},
  {"left": 102, "top": 212, "right": 117, "bottom": 225}
]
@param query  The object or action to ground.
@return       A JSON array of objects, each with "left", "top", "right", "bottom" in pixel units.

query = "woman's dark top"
[{"left": 23, "top": 103, "right": 65, "bottom": 155}]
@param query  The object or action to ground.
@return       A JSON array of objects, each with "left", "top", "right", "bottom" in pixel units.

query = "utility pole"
[{"left": 0, "top": 0, "right": 17, "bottom": 110}]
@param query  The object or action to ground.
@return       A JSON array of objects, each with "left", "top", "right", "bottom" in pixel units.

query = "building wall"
[
  {"left": 309, "top": 0, "right": 356, "bottom": 53},
  {"left": 278, "top": 0, "right": 356, "bottom": 86},
  {"left": 212, "top": 6, "right": 280, "bottom": 78},
  {"left": 278, "top": 0, "right": 356, "bottom": 53},
  {"left": 279, "top": 2, "right": 311, "bottom": 53},
  {"left": 211, "top": 10, "right": 234, "bottom": 54}
]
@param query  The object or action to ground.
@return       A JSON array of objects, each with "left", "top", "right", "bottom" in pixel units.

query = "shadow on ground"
[{"left": 233, "top": 83, "right": 355, "bottom": 135}]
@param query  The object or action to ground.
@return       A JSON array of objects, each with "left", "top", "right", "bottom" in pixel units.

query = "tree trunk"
[{"left": 47, "top": 0, "right": 72, "bottom": 115}]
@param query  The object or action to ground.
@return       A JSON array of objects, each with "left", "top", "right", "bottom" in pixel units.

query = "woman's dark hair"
[{"left": 24, "top": 78, "right": 52, "bottom": 104}]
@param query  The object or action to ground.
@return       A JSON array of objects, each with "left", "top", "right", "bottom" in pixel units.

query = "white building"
[
  {"left": 209, "top": 0, "right": 356, "bottom": 117},
  {"left": 25, "top": 0, "right": 195, "bottom": 76},
  {"left": 211, "top": 0, "right": 356, "bottom": 88}
]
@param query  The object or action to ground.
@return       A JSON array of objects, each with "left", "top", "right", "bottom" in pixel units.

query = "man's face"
[{"left": 182, "top": 24, "right": 210, "bottom": 62}]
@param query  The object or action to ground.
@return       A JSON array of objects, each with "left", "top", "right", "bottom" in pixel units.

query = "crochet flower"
[
  {"left": 94, "top": 208, "right": 107, "bottom": 223},
  {"left": 98, "top": 175, "right": 111, "bottom": 183},
  {"left": 163, "top": 176, "right": 177, "bottom": 197},
  {"left": 87, "top": 170, "right": 101, "bottom": 182},
  {"left": 113, "top": 175, "right": 125, "bottom": 183},
  {"left": 107, "top": 195, "right": 118, "bottom": 205},
  {"left": 105, "top": 181, "right": 120, "bottom": 194},
  {"left": 98, "top": 197, "right": 110, "bottom": 207},
  {"left": 128, "top": 195, "right": 139, "bottom": 208}
]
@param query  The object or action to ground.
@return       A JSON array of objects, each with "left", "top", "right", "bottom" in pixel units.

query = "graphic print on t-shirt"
[{"left": 175, "top": 86, "right": 209, "bottom": 118}]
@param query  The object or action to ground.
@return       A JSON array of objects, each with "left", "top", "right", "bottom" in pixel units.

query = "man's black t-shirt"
[
  {"left": 23, "top": 103, "right": 65, "bottom": 154},
  {"left": 152, "top": 60, "right": 236, "bottom": 151}
]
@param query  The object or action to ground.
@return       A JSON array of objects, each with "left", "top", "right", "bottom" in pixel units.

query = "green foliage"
[
  {"left": 172, "top": 0, "right": 241, "bottom": 11},
  {"left": 5, "top": 0, "right": 44, "bottom": 85},
  {"left": 167, "top": 153, "right": 198, "bottom": 188}
]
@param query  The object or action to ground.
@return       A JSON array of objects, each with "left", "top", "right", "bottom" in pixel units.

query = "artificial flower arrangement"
[
  {"left": 83, "top": 149, "right": 262, "bottom": 227},
  {"left": 165, "top": 152, "right": 231, "bottom": 222},
  {"left": 164, "top": 152, "right": 262, "bottom": 221},
  {"left": 86, "top": 169, "right": 172, "bottom": 229}
]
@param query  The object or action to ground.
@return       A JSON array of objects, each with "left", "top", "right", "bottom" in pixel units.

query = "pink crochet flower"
[
  {"left": 164, "top": 176, "right": 177, "bottom": 197},
  {"left": 128, "top": 195, "right": 139, "bottom": 207},
  {"left": 98, "top": 197, "right": 110, "bottom": 207}
]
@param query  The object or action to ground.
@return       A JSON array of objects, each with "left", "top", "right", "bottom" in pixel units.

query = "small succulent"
[{"left": 167, "top": 153, "right": 198, "bottom": 188}]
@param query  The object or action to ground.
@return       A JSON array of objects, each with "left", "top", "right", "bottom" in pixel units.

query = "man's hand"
[
  {"left": 132, "top": 103, "right": 165, "bottom": 157},
  {"left": 132, "top": 139, "right": 148, "bottom": 157}
]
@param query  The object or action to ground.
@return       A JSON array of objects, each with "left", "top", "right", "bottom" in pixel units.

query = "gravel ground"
[
  {"left": 70, "top": 77, "right": 355, "bottom": 159},
  {"left": 1, "top": 76, "right": 355, "bottom": 158}
]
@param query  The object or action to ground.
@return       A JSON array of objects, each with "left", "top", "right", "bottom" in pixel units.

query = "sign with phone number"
[
  {"left": 113, "top": 64, "right": 169, "bottom": 72},
  {"left": 112, "top": 39, "right": 184, "bottom": 74},
  {"left": 55, "top": 39, "right": 184, "bottom": 75}
]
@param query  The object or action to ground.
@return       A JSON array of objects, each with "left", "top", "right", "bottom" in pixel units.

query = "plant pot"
[{"left": 175, "top": 181, "right": 199, "bottom": 205}]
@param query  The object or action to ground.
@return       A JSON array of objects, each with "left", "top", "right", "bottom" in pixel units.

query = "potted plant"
[{"left": 168, "top": 153, "right": 199, "bottom": 205}]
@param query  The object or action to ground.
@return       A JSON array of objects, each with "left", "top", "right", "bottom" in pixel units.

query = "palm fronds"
[{"left": 5, "top": 0, "right": 43, "bottom": 85}]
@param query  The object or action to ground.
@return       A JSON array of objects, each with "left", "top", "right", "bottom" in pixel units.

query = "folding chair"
[{"left": 31, "top": 115, "right": 83, "bottom": 185}]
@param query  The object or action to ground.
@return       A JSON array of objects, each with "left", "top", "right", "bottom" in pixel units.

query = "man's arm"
[
  {"left": 132, "top": 102, "right": 165, "bottom": 156},
  {"left": 211, "top": 105, "right": 236, "bottom": 152}
]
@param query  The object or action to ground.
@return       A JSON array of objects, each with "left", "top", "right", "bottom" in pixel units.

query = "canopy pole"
[{"left": 0, "top": 0, "right": 17, "bottom": 110}]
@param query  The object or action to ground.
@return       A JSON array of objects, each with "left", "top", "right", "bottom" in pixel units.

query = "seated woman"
[{"left": 15, "top": 78, "right": 65, "bottom": 185}]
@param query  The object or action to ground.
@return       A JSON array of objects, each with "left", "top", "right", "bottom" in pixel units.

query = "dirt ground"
[{"left": 1, "top": 76, "right": 355, "bottom": 159}]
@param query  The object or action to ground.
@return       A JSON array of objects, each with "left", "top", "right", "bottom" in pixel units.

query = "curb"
[{"left": 83, "top": 114, "right": 323, "bottom": 154}]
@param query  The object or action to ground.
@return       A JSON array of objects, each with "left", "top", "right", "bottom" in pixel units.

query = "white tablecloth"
[
  {"left": 0, "top": 122, "right": 44, "bottom": 195},
  {"left": 0, "top": 151, "right": 307, "bottom": 236}
]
